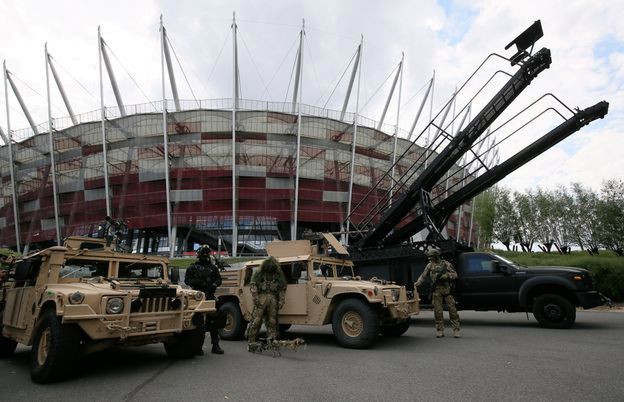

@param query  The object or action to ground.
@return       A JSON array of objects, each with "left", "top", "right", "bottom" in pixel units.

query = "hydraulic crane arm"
[
  {"left": 357, "top": 48, "right": 552, "bottom": 248},
  {"left": 382, "top": 101, "right": 609, "bottom": 245}
]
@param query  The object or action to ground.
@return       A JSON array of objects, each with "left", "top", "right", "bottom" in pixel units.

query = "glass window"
[
  {"left": 61, "top": 259, "right": 110, "bottom": 278},
  {"left": 118, "top": 262, "right": 164, "bottom": 279}
]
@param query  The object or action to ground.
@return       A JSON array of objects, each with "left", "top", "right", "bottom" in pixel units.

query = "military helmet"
[
  {"left": 425, "top": 248, "right": 441, "bottom": 257},
  {"left": 196, "top": 244, "right": 212, "bottom": 258}
]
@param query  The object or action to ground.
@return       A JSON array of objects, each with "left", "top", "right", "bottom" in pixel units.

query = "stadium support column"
[
  {"left": 345, "top": 35, "right": 363, "bottom": 246},
  {"left": 45, "top": 44, "right": 62, "bottom": 246},
  {"left": 160, "top": 16, "right": 175, "bottom": 258},
  {"left": 292, "top": 19, "right": 305, "bottom": 241},
  {"left": 98, "top": 27, "right": 112, "bottom": 217},
  {"left": 407, "top": 75, "right": 433, "bottom": 141},
  {"left": 162, "top": 23, "right": 180, "bottom": 112},
  {"left": 99, "top": 30, "right": 126, "bottom": 117},
  {"left": 47, "top": 49, "right": 77, "bottom": 126},
  {"left": 3, "top": 61, "right": 21, "bottom": 252},
  {"left": 389, "top": 53, "right": 404, "bottom": 204},
  {"left": 340, "top": 43, "right": 362, "bottom": 122},
  {"left": 425, "top": 70, "right": 435, "bottom": 169},
  {"left": 231, "top": 12, "right": 240, "bottom": 257}
]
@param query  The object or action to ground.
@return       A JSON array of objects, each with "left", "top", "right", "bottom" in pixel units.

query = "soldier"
[
  {"left": 184, "top": 245, "right": 225, "bottom": 355},
  {"left": 415, "top": 248, "right": 461, "bottom": 338},
  {"left": 246, "top": 256, "right": 287, "bottom": 351}
]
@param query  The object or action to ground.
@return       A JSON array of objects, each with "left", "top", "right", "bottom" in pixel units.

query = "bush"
[{"left": 492, "top": 250, "right": 624, "bottom": 302}]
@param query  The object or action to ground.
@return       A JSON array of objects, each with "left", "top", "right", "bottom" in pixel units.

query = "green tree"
[
  {"left": 514, "top": 190, "right": 540, "bottom": 252},
  {"left": 569, "top": 183, "right": 601, "bottom": 254},
  {"left": 597, "top": 179, "right": 624, "bottom": 256},
  {"left": 493, "top": 187, "right": 517, "bottom": 251},
  {"left": 474, "top": 188, "right": 496, "bottom": 249}
]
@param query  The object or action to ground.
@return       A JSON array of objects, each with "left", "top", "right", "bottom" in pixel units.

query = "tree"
[
  {"left": 597, "top": 179, "right": 624, "bottom": 256},
  {"left": 492, "top": 187, "right": 517, "bottom": 251},
  {"left": 474, "top": 188, "right": 496, "bottom": 249},
  {"left": 513, "top": 191, "right": 540, "bottom": 252},
  {"left": 569, "top": 183, "right": 601, "bottom": 255}
]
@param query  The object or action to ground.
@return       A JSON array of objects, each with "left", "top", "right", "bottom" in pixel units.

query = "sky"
[{"left": 0, "top": 0, "right": 622, "bottom": 193}]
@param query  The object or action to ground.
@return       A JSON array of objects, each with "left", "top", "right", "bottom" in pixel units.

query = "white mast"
[
  {"left": 231, "top": 12, "right": 239, "bottom": 257},
  {"left": 3, "top": 61, "right": 21, "bottom": 252},
  {"left": 45, "top": 43, "right": 62, "bottom": 245},
  {"left": 98, "top": 26, "right": 112, "bottom": 217},
  {"left": 291, "top": 19, "right": 305, "bottom": 240},
  {"left": 160, "top": 16, "right": 174, "bottom": 258}
]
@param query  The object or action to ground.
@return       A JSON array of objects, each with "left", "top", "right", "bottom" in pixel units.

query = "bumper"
[
  {"left": 386, "top": 299, "right": 419, "bottom": 320},
  {"left": 575, "top": 291, "right": 610, "bottom": 309}
]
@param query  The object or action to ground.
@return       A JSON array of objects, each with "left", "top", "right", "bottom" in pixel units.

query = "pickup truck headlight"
[{"left": 106, "top": 297, "right": 125, "bottom": 314}]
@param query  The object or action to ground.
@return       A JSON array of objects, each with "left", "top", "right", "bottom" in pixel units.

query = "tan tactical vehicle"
[
  {"left": 216, "top": 234, "right": 419, "bottom": 349},
  {"left": 0, "top": 236, "right": 215, "bottom": 383}
]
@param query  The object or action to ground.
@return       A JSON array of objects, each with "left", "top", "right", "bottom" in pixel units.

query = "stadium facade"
[{"left": 0, "top": 20, "right": 477, "bottom": 256}]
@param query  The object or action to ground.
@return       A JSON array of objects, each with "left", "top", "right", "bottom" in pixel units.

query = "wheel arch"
[{"left": 519, "top": 279, "right": 576, "bottom": 309}]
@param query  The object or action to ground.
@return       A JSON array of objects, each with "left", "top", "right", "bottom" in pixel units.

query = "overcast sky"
[{"left": 0, "top": 0, "right": 621, "bottom": 193}]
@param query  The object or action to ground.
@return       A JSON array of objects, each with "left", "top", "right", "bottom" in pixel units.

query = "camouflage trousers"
[
  {"left": 246, "top": 293, "right": 279, "bottom": 343},
  {"left": 432, "top": 289, "right": 460, "bottom": 331}
]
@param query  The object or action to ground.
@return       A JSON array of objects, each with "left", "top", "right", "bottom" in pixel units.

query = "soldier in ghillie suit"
[
  {"left": 185, "top": 245, "right": 225, "bottom": 354},
  {"left": 415, "top": 248, "right": 461, "bottom": 338},
  {"left": 246, "top": 256, "right": 287, "bottom": 351}
]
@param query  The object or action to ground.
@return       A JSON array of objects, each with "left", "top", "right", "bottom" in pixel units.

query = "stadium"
[{"left": 0, "top": 21, "right": 477, "bottom": 256}]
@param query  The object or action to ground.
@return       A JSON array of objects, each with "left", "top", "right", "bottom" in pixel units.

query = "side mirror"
[
  {"left": 169, "top": 267, "right": 180, "bottom": 284},
  {"left": 489, "top": 260, "right": 501, "bottom": 273}
]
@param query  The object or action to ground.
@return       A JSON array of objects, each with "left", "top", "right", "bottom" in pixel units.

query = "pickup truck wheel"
[
  {"left": 218, "top": 301, "right": 247, "bottom": 340},
  {"left": 332, "top": 299, "right": 380, "bottom": 349},
  {"left": 380, "top": 320, "right": 410, "bottom": 337},
  {"left": 30, "top": 309, "right": 81, "bottom": 383},
  {"left": 164, "top": 314, "right": 205, "bottom": 358},
  {"left": 532, "top": 294, "right": 576, "bottom": 329},
  {"left": 0, "top": 310, "right": 18, "bottom": 357}
]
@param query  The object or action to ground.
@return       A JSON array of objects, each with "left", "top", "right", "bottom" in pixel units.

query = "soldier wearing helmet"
[
  {"left": 185, "top": 244, "right": 225, "bottom": 354},
  {"left": 415, "top": 247, "right": 461, "bottom": 338}
]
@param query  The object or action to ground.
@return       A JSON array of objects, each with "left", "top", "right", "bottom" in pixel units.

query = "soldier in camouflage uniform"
[
  {"left": 415, "top": 248, "right": 461, "bottom": 338},
  {"left": 185, "top": 245, "right": 225, "bottom": 354},
  {"left": 246, "top": 256, "right": 287, "bottom": 350}
]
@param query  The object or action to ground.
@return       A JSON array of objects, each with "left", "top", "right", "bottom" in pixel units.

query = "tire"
[
  {"left": 164, "top": 314, "right": 205, "bottom": 358},
  {"left": 331, "top": 299, "right": 380, "bottom": 349},
  {"left": 0, "top": 310, "right": 18, "bottom": 358},
  {"left": 218, "top": 301, "right": 247, "bottom": 340},
  {"left": 532, "top": 294, "right": 576, "bottom": 329},
  {"left": 30, "top": 309, "right": 81, "bottom": 384},
  {"left": 380, "top": 320, "right": 410, "bottom": 337}
]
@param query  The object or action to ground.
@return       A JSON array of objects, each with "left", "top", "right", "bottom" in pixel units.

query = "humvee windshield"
[
  {"left": 60, "top": 259, "right": 109, "bottom": 279},
  {"left": 118, "top": 262, "right": 164, "bottom": 279}
]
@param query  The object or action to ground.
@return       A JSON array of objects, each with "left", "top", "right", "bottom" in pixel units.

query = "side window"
[
  {"left": 61, "top": 259, "right": 109, "bottom": 278},
  {"left": 465, "top": 255, "right": 493, "bottom": 274},
  {"left": 313, "top": 262, "right": 332, "bottom": 277},
  {"left": 118, "top": 262, "right": 164, "bottom": 279}
]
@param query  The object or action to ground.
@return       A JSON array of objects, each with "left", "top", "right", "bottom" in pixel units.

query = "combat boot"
[
  {"left": 211, "top": 343, "right": 224, "bottom": 354},
  {"left": 453, "top": 329, "right": 461, "bottom": 338},
  {"left": 436, "top": 330, "right": 444, "bottom": 338}
]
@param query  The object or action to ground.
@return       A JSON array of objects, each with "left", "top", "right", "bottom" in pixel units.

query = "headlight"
[
  {"left": 106, "top": 297, "right": 125, "bottom": 314},
  {"left": 68, "top": 292, "right": 85, "bottom": 304},
  {"left": 194, "top": 291, "right": 204, "bottom": 301}
]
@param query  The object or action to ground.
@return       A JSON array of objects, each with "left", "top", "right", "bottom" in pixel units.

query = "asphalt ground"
[{"left": 1, "top": 309, "right": 623, "bottom": 401}]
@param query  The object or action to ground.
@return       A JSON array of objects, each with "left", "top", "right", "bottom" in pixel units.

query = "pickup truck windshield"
[{"left": 494, "top": 254, "right": 519, "bottom": 268}]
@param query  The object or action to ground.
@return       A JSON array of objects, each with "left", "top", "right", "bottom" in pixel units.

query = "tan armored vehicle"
[
  {"left": 0, "top": 236, "right": 215, "bottom": 383},
  {"left": 216, "top": 234, "right": 419, "bottom": 349}
]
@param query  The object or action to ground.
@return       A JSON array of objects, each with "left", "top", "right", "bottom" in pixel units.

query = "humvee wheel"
[
  {"left": 0, "top": 310, "right": 18, "bottom": 358},
  {"left": 278, "top": 323, "right": 292, "bottom": 335},
  {"left": 165, "top": 314, "right": 205, "bottom": 358},
  {"left": 332, "top": 299, "right": 379, "bottom": 349},
  {"left": 532, "top": 293, "right": 576, "bottom": 329},
  {"left": 30, "top": 309, "right": 81, "bottom": 383},
  {"left": 380, "top": 320, "right": 410, "bottom": 337},
  {"left": 218, "top": 301, "right": 247, "bottom": 340}
]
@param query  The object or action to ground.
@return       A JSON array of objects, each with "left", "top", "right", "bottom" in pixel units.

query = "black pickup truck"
[{"left": 353, "top": 248, "right": 608, "bottom": 329}]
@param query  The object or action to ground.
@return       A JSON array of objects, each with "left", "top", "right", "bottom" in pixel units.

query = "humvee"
[
  {"left": 215, "top": 234, "right": 419, "bottom": 349},
  {"left": 0, "top": 236, "right": 215, "bottom": 383}
]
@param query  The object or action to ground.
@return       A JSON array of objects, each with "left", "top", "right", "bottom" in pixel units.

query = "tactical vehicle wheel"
[
  {"left": 332, "top": 299, "right": 380, "bottom": 349},
  {"left": 30, "top": 309, "right": 81, "bottom": 383},
  {"left": 0, "top": 310, "right": 18, "bottom": 358},
  {"left": 218, "top": 301, "right": 247, "bottom": 340},
  {"left": 380, "top": 320, "right": 410, "bottom": 337},
  {"left": 532, "top": 294, "right": 576, "bottom": 329},
  {"left": 165, "top": 314, "right": 205, "bottom": 358}
]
